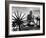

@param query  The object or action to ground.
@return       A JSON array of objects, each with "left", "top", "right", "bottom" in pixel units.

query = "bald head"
[{"left": 29, "top": 11, "right": 32, "bottom": 15}]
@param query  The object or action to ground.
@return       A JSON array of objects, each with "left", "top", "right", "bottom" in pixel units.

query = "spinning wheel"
[{"left": 12, "top": 10, "right": 27, "bottom": 31}]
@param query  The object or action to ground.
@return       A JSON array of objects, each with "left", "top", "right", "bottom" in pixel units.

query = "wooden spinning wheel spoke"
[{"left": 21, "top": 13, "right": 26, "bottom": 20}]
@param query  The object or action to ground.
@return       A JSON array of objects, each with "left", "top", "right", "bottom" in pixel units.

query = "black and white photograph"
[
  {"left": 12, "top": 7, "right": 40, "bottom": 31},
  {"left": 5, "top": 1, "right": 45, "bottom": 37}
]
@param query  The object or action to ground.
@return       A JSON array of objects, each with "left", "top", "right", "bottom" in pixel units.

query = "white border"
[{"left": 9, "top": 4, "right": 43, "bottom": 35}]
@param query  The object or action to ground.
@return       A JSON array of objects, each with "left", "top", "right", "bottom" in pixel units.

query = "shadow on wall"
[{"left": 6, "top": 37, "right": 21, "bottom": 38}]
